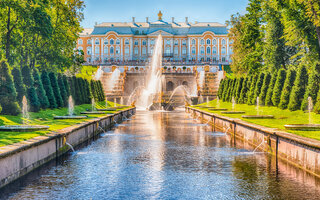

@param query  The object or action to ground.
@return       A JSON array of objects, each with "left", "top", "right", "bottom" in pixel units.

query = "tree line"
[
  {"left": 218, "top": 63, "right": 320, "bottom": 113},
  {"left": 0, "top": 59, "right": 105, "bottom": 116}
]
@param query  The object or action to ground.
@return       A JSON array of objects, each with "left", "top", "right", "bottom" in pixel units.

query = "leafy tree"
[
  {"left": 288, "top": 66, "right": 309, "bottom": 111},
  {"left": 279, "top": 70, "right": 296, "bottom": 109},
  {"left": 41, "top": 70, "right": 57, "bottom": 108},
  {"left": 0, "top": 59, "right": 21, "bottom": 115},
  {"left": 11, "top": 67, "right": 26, "bottom": 104},
  {"left": 265, "top": 71, "right": 278, "bottom": 106},
  {"left": 301, "top": 63, "right": 320, "bottom": 110},
  {"left": 271, "top": 69, "right": 286, "bottom": 107},
  {"left": 252, "top": 72, "right": 265, "bottom": 105},
  {"left": 22, "top": 66, "right": 40, "bottom": 112},
  {"left": 259, "top": 72, "right": 271, "bottom": 105},
  {"left": 33, "top": 69, "right": 49, "bottom": 109}
]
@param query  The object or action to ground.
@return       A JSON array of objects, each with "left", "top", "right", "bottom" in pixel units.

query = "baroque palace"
[{"left": 77, "top": 12, "right": 232, "bottom": 64}]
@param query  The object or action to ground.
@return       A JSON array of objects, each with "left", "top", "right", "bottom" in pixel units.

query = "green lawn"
[
  {"left": 0, "top": 101, "right": 131, "bottom": 147},
  {"left": 193, "top": 100, "right": 320, "bottom": 141}
]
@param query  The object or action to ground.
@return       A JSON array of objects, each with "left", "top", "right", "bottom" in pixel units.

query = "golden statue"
[{"left": 158, "top": 11, "right": 163, "bottom": 21}]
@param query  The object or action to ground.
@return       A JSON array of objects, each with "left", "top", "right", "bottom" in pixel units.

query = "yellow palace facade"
[{"left": 77, "top": 12, "right": 232, "bottom": 65}]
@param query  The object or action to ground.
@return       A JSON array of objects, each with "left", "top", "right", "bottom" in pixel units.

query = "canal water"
[{"left": 1, "top": 110, "right": 320, "bottom": 199}]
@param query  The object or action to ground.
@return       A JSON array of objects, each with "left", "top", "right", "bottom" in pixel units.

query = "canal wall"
[
  {"left": 0, "top": 107, "right": 136, "bottom": 189},
  {"left": 186, "top": 106, "right": 320, "bottom": 178}
]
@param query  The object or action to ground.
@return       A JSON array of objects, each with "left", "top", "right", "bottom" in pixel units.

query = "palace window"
[
  {"left": 134, "top": 47, "right": 139, "bottom": 55},
  {"left": 165, "top": 47, "right": 171, "bottom": 54},
  {"left": 206, "top": 47, "right": 211, "bottom": 54},
  {"left": 191, "top": 39, "right": 196, "bottom": 45},
  {"left": 87, "top": 47, "right": 92, "bottom": 55},
  {"left": 104, "top": 39, "right": 108, "bottom": 45},
  {"left": 116, "top": 47, "right": 120, "bottom": 54},
  {"left": 166, "top": 40, "right": 171, "bottom": 45},
  {"left": 95, "top": 39, "right": 100, "bottom": 45},
  {"left": 142, "top": 40, "right": 147, "bottom": 45},
  {"left": 191, "top": 47, "right": 196, "bottom": 54},
  {"left": 206, "top": 39, "right": 211, "bottom": 45},
  {"left": 95, "top": 46, "right": 99, "bottom": 54},
  {"left": 229, "top": 40, "right": 233, "bottom": 44},
  {"left": 110, "top": 46, "right": 114, "bottom": 54},
  {"left": 134, "top": 40, "right": 139, "bottom": 45},
  {"left": 222, "top": 57, "right": 226, "bottom": 62},
  {"left": 142, "top": 47, "right": 147, "bottom": 55},
  {"left": 125, "top": 46, "right": 129, "bottom": 55},
  {"left": 150, "top": 39, "right": 155, "bottom": 45},
  {"left": 222, "top": 39, "right": 226, "bottom": 45},
  {"left": 229, "top": 47, "right": 233, "bottom": 54},
  {"left": 174, "top": 47, "right": 178, "bottom": 55},
  {"left": 213, "top": 39, "right": 217, "bottom": 45},
  {"left": 87, "top": 39, "right": 92, "bottom": 45},
  {"left": 222, "top": 47, "right": 226, "bottom": 54},
  {"left": 110, "top": 39, "right": 114, "bottom": 45},
  {"left": 150, "top": 48, "right": 153, "bottom": 55},
  {"left": 78, "top": 46, "right": 83, "bottom": 51},
  {"left": 200, "top": 47, "right": 204, "bottom": 55},
  {"left": 104, "top": 46, "right": 108, "bottom": 54},
  {"left": 200, "top": 39, "right": 204, "bottom": 45},
  {"left": 174, "top": 40, "right": 178, "bottom": 45},
  {"left": 182, "top": 47, "right": 187, "bottom": 55},
  {"left": 78, "top": 39, "right": 83, "bottom": 45},
  {"left": 213, "top": 47, "right": 217, "bottom": 54},
  {"left": 116, "top": 39, "right": 120, "bottom": 44},
  {"left": 207, "top": 57, "right": 211, "bottom": 62},
  {"left": 182, "top": 40, "right": 186, "bottom": 45},
  {"left": 125, "top": 39, "right": 129, "bottom": 45}
]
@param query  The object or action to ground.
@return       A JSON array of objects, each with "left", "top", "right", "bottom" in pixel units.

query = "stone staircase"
[
  {"left": 196, "top": 72, "right": 219, "bottom": 99},
  {"left": 100, "top": 71, "right": 126, "bottom": 97}
]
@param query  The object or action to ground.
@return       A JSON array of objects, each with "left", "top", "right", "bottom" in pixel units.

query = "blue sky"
[{"left": 81, "top": 0, "right": 249, "bottom": 27}]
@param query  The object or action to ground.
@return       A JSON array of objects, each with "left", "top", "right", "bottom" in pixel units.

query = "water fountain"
[
  {"left": 163, "top": 85, "right": 193, "bottom": 111},
  {"left": 242, "top": 97, "right": 274, "bottom": 119},
  {"left": 221, "top": 96, "right": 245, "bottom": 114},
  {"left": 284, "top": 96, "right": 320, "bottom": 130},
  {"left": 0, "top": 96, "right": 50, "bottom": 131},
  {"left": 81, "top": 98, "right": 107, "bottom": 115},
  {"left": 97, "top": 97, "right": 116, "bottom": 111},
  {"left": 54, "top": 96, "right": 88, "bottom": 119}
]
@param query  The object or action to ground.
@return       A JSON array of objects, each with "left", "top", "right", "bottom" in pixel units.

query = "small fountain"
[
  {"left": 54, "top": 96, "right": 88, "bottom": 119},
  {"left": 221, "top": 96, "right": 245, "bottom": 114},
  {"left": 285, "top": 96, "right": 320, "bottom": 130},
  {"left": 81, "top": 98, "right": 107, "bottom": 115},
  {"left": 242, "top": 97, "right": 274, "bottom": 119},
  {"left": 0, "top": 96, "right": 50, "bottom": 131},
  {"left": 97, "top": 97, "right": 116, "bottom": 111}
]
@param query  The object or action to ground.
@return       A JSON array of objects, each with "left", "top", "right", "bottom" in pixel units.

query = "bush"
[
  {"left": 235, "top": 77, "right": 244, "bottom": 102},
  {"left": 41, "top": 70, "right": 57, "bottom": 108},
  {"left": 301, "top": 63, "right": 320, "bottom": 111},
  {"left": 238, "top": 76, "right": 249, "bottom": 104},
  {"left": 85, "top": 79, "right": 92, "bottom": 103},
  {"left": 288, "top": 66, "right": 308, "bottom": 111},
  {"left": 232, "top": 78, "right": 240, "bottom": 101},
  {"left": 252, "top": 72, "right": 265, "bottom": 105},
  {"left": 247, "top": 75, "right": 258, "bottom": 105},
  {"left": 97, "top": 81, "right": 105, "bottom": 101},
  {"left": 259, "top": 72, "right": 271, "bottom": 105},
  {"left": 33, "top": 69, "right": 49, "bottom": 109},
  {"left": 63, "top": 75, "right": 70, "bottom": 98},
  {"left": 278, "top": 70, "right": 296, "bottom": 109},
  {"left": 22, "top": 66, "right": 40, "bottom": 112},
  {"left": 217, "top": 79, "right": 225, "bottom": 99},
  {"left": 11, "top": 67, "right": 27, "bottom": 104},
  {"left": 49, "top": 72, "right": 63, "bottom": 108},
  {"left": 271, "top": 69, "right": 286, "bottom": 107},
  {"left": 0, "top": 59, "right": 21, "bottom": 115},
  {"left": 265, "top": 71, "right": 278, "bottom": 106},
  {"left": 222, "top": 78, "right": 230, "bottom": 101},
  {"left": 226, "top": 79, "right": 235, "bottom": 102},
  {"left": 58, "top": 74, "right": 67, "bottom": 106}
]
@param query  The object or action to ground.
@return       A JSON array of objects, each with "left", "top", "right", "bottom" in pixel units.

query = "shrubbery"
[
  {"left": 271, "top": 69, "right": 286, "bottom": 107},
  {"left": 288, "top": 66, "right": 308, "bottom": 111}
]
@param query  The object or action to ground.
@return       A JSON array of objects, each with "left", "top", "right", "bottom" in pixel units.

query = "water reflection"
[{"left": 1, "top": 110, "right": 320, "bottom": 199}]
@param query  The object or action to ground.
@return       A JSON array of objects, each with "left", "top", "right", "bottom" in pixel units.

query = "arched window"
[
  {"left": 191, "top": 39, "right": 196, "bottom": 45},
  {"left": 150, "top": 47, "right": 153, "bottom": 55},
  {"left": 174, "top": 47, "right": 178, "bottom": 55},
  {"left": 104, "top": 46, "right": 108, "bottom": 54},
  {"left": 213, "top": 47, "right": 217, "bottom": 54},
  {"left": 166, "top": 40, "right": 171, "bottom": 45},
  {"left": 206, "top": 47, "right": 211, "bottom": 54},
  {"left": 134, "top": 47, "right": 139, "bottom": 55},
  {"left": 142, "top": 40, "right": 147, "bottom": 45},
  {"left": 87, "top": 47, "right": 92, "bottom": 55},
  {"left": 222, "top": 57, "right": 226, "bottom": 62},
  {"left": 78, "top": 46, "right": 83, "bottom": 51},
  {"left": 191, "top": 47, "right": 196, "bottom": 54},
  {"left": 222, "top": 47, "right": 226, "bottom": 54},
  {"left": 116, "top": 39, "right": 120, "bottom": 44},
  {"left": 116, "top": 47, "right": 120, "bottom": 54},
  {"left": 222, "top": 39, "right": 226, "bottom": 45},
  {"left": 213, "top": 39, "right": 217, "bottom": 45},
  {"left": 206, "top": 39, "right": 211, "bottom": 45},
  {"left": 200, "top": 39, "right": 204, "bottom": 45},
  {"left": 78, "top": 39, "right": 83, "bottom": 45},
  {"left": 182, "top": 40, "right": 186, "bottom": 45},
  {"left": 174, "top": 40, "right": 179, "bottom": 45},
  {"left": 87, "top": 39, "right": 92, "bottom": 45},
  {"left": 182, "top": 47, "right": 187, "bottom": 55},
  {"left": 125, "top": 39, "right": 129, "bottom": 45},
  {"left": 95, "top": 39, "right": 100, "bottom": 45},
  {"left": 104, "top": 39, "right": 108, "bottom": 45},
  {"left": 110, "top": 39, "right": 114, "bottom": 45},
  {"left": 167, "top": 81, "right": 174, "bottom": 91},
  {"left": 182, "top": 81, "right": 188, "bottom": 86},
  {"left": 134, "top": 40, "right": 139, "bottom": 45},
  {"left": 165, "top": 47, "right": 171, "bottom": 54},
  {"left": 142, "top": 47, "right": 146, "bottom": 55},
  {"left": 95, "top": 46, "right": 99, "bottom": 54},
  {"left": 200, "top": 47, "right": 204, "bottom": 55},
  {"left": 150, "top": 39, "right": 155, "bottom": 45},
  {"left": 110, "top": 46, "right": 114, "bottom": 54},
  {"left": 125, "top": 46, "right": 129, "bottom": 55},
  {"left": 229, "top": 47, "right": 233, "bottom": 54}
]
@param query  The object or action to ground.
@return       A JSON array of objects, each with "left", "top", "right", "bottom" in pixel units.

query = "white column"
[
  {"left": 120, "top": 38, "right": 123, "bottom": 61},
  {"left": 130, "top": 37, "right": 133, "bottom": 60},
  {"left": 187, "top": 38, "right": 191, "bottom": 60},
  {"left": 101, "top": 38, "right": 104, "bottom": 63},
  {"left": 197, "top": 38, "right": 200, "bottom": 61}
]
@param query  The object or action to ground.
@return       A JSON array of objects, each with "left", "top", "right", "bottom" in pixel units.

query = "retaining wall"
[
  {"left": 0, "top": 107, "right": 136, "bottom": 189},
  {"left": 186, "top": 106, "right": 320, "bottom": 177}
]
